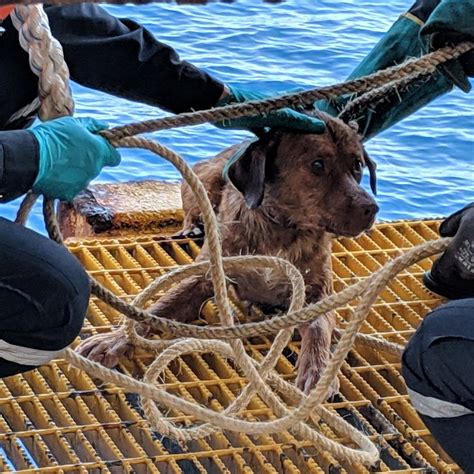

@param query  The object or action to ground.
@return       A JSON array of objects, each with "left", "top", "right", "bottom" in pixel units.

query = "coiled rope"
[{"left": 12, "top": 2, "right": 471, "bottom": 465}]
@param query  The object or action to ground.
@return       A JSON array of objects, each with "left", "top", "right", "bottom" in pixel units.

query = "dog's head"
[{"left": 226, "top": 112, "right": 379, "bottom": 237}]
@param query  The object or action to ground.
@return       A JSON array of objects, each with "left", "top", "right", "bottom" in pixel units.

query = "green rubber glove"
[
  {"left": 215, "top": 86, "right": 325, "bottom": 133},
  {"left": 317, "top": 11, "right": 454, "bottom": 140},
  {"left": 421, "top": 0, "right": 474, "bottom": 92},
  {"left": 30, "top": 117, "right": 121, "bottom": 201}
]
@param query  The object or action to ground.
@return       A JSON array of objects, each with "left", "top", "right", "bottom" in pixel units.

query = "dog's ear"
[
  {"left": 363, "top": 148, "right": 377, "bottom": 195},
  {"left": 227, "top": 139, "right": 268, "bottom": 209},
  {"left": 226, "top": 132, "right": 280, "bottom": 209}
]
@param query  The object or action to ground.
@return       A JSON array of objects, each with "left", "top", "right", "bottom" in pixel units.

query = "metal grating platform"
[{"left": 0, "top": 220, "right": 458, "bottom": 473}]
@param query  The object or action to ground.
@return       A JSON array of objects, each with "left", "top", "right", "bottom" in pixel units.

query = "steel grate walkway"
[{"left": 0, "top": 220, "right": 458, "bottom": 473}]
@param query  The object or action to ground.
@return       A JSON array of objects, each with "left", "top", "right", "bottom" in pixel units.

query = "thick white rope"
[{"left": 11, "top": 4, "right": 74, "bottom": 120}]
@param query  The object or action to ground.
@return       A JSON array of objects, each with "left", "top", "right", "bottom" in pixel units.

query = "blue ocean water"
[{"left": 3, "top": 0, "right": 473, "bottom": 231}]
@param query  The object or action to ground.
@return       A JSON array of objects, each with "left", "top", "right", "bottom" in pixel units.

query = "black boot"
[{"left": 424, "top": 203, "right": 474, "bottom": 300}]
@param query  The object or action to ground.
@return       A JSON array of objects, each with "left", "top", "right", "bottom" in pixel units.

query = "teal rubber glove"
[
  {"left": 215, "top": 86, "right": 325, "bottom": 133},
  {"left": 30, "top": 117, "right": 121, "bottom": 201}
]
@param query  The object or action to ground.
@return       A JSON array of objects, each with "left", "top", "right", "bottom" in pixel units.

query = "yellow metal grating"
[{"left": 0, "top": 220, "right": 458, "bottom": 473}]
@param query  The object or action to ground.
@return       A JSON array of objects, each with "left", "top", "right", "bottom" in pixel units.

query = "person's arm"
[
  {"left": 44, "top": 4, "right": 225, "bottom": 114},
  {"left": 0, "top": 130, "right": 39, "bottom": 202},
  {"left": 0, "top": 4, "right": 324, "bottom": 134},
  {"left": 317, "top": 0, "right": 474, "bottom": 141},
  {"left": 44, "top": 4, "right": 325, "bottom": 133}
]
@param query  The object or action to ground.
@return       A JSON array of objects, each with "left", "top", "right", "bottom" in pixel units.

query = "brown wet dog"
[{"left": 77, "top": 112, "right": 379, "bottom": 396}]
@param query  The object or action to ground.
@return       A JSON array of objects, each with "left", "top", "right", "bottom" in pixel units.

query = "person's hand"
[
  {"left": 423, "top": 203, "right": 474, "bottom": 300},
  {"left": 214, "top": 86, "right": 325, "bottom": 133},
  {"left": 421, "top": 0, "right": 474, "bottom": 93},
  {"left": 30, "top": 117, "right": 121, "bottom": 201}
]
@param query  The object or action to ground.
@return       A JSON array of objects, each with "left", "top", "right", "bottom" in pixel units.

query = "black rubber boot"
[{"left": 423, "top": 203, "right": 474, "bottom": 300}]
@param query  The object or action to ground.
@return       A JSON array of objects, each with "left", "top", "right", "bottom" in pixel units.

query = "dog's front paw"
[
  {"left": 172, "top": 224, "right": 204, "bottom": 240},
  {"left": 295, "top": 320, "right": 339, "bottom": 399},
  {"left": 296, "top": 364, "right": 339, "bottom": 400},
  {"left": 295, "top": 358, "right": 340, "bottom": 399},
  {"left": 75, "top": 330, "right": 136, "bottom": 368}
]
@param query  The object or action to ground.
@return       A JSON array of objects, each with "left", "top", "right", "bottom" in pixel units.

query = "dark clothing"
[
  {"left": 0, "top": 3, "right": 224, "bottom": 202},
  {"left": 45, "top": 4, "right": 224, "bottom": 114},
  {"left": 0, "top": 217, "right": 90, "bottom": 377},
  {"left": 0, "top": 130, "right": 39, "bottom": 202},
  {"left": 402, "top": 299, "right": 474, "bottom": 472}
]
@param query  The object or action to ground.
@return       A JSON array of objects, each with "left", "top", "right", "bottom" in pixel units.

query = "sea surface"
[{"left": 3, "top": 0, "right": 473, "bottom": 231}]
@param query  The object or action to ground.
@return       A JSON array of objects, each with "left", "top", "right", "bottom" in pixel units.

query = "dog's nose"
[{"left": 362, "top": 202, "right": 379, "bottom": 217}]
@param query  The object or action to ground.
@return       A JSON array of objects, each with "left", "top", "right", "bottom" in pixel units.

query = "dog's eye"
[
  {"left": 353, "top": 159, "right": 363, "bottom": 182},
  {"left": 311, "top": 159, "right": 325, "bottom": 175}
]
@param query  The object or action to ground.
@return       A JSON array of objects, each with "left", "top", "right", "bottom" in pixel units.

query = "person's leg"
[
  {"left": 0, "top": 217, "right": 90, "bottom": 377},
  {"left": 402, "top": 299, "right": 474, "bottom": 472}
]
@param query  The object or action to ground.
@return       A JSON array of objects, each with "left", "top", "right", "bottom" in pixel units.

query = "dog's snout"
[
  {"left": 346, "top": 193, "right": 379, "bottom": 234},
  {"left": 362, "top": 202, "right": 379, "bottom": 217}
]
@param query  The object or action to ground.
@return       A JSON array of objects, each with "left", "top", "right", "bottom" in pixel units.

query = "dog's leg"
[
  {"left": 76, "top": 276, "right": 215, "bottom": 368},
  {"left": 173, "top": 187, "right": 205, "bottom": 239},
  {"left": 295, "top": 311, "right": 339, "bottom": 398},
  {"left": 230, "top": 268, "right": 291, "bottom": 308},
  {"left": 76, "top": 321, "right": 151, "bottom": 369},
  {"left": 147, "top": 275, "right": 215, "bottom": 322},
  {"left": 227, "top": 267, "right": 338, "bottom": 398}
]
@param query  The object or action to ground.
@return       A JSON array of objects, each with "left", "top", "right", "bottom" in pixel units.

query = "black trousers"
[
  {"left": 0, "top": 217, "right": 90, "bottom": 377},
  {"left": 402, "top": 299, "right": 474, "bottom": 473}
]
